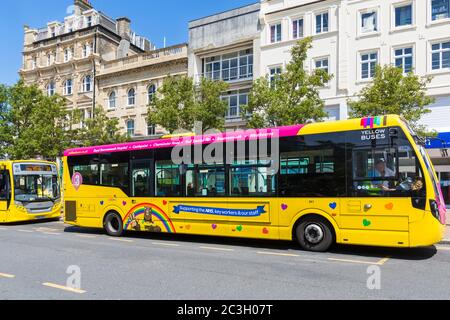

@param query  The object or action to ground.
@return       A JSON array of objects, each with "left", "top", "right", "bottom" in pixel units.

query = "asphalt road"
[{"left": 0, "top": 219, "right": 449, "bottom": 300}]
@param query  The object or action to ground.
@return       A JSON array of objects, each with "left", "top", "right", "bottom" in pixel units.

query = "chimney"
[
  {"left": 23, "top": 25, "right": 37, "bottom": 45},
  {"left": 116, "top": 17, "right": 131, "bottom": 41},
  {"left": 74, "top": 0, "right": 93, "bottom": 15}
]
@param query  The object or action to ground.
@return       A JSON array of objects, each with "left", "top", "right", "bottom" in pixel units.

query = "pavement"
[
  {"left": 441, "top": 210, "right": 450, "bottom": 244},
  {"left": 1, "top": 219, "right": 450, "bottom": 299}
]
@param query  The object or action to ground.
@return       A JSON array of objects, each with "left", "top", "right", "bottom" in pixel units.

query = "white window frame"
[
  {"left": 126, "top": 119, "right": 135, "bottom": 137},
  {"left": 32, "top": 57, "right": 37, "bottom": 70},
  {"left": 47, "top": 82, "right": 55, "bottom": 96},
  {"left": 63, "top": 79, "right": 73, "bottom": 96},
  {"left": 127, "top": 88, "right": 136, "bottom": 107},
  {"left": 147, "top": 122, "right": 156, "bottom": 136},
  {"left": 83, "top": 43, "right": 92, "bottom": 58},
  {"left": 82, "top": 75, "right": 92, "bottom": 92},
  {"left": 291, "top": 17, "right": 304, "bottom": 40},
  {"left": 269, "top": 22, "right": 282, "bottom": 44},
  {"left": 222, "top": 89, "right": 250, "bottom": 119},
  {"left": 391, "top": 1, "right": 415, "bottom": 30},
  {"left": 359, "top": 50, "right": 379, "bottom": 81},
  {"left": 313, "top": 56, "right": 331, "bottom": 85},
  {"left": 430, "top": 39, "right": 450, "bottom": 72},
  {"left": 147, "top": 84, "right": 157, "bottom": 104},
  {"left": 108, "top": 91, "right": 116, "bottom": 110},
  {"left": 429, "top": 0, "right": 450, "bottom": 23},
  {"left": 358, "top": 8, "right": 380, "bottom": 36},
  {"left": 268, "top": 65, "right": 283, "bottom": 87},
  {"left": 314, "top": 11, "right": 330, "bottom": 35},
  {"left": 393, "top": 45, "right": 415, "bottom": 74}
]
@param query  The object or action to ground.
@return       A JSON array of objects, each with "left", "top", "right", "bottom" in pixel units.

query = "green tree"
[
  {"left": 241, "top": 37, "right": 332, "bottom": 128},
  {"left": 348, "top": 65, "right": 435, "bottom": 136},
  {"left": 148, "top": 75, "right": 229, "bottom": 133},
  {"left": 78, "top": 106, "right": 129, "bottom": 146}
]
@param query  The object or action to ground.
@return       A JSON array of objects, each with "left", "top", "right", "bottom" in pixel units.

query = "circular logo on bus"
[{"left": 72, "top": 172, "right": 83, "bottom": 191}]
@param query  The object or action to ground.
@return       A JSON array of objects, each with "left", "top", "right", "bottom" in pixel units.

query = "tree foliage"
[
  {"left": 78, "top": 106, "right": 129, "bottom": 147},
  {"left": 0, "top": 81, "right": 127, "bottom": 160},
  {"left": 348, "top": 65, "right": 435, "bottom": 136},
  {"left": 148, "top": 75, "right": 229, "bottom": 133},
  {"left": 241, "top": 37, "right": 332, "bottom": 128}
]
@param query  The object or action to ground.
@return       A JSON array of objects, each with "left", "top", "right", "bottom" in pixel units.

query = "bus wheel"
[
  {"left": 295, "top": 216, "right": 334, "bottom": 252},
  {"left": 104, "top": 212, "right": 124, "bottom": 237}
]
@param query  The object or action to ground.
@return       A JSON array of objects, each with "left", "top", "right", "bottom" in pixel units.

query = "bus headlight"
[{"left": 430, "top": 200, "right": 440, "bottom": 221}]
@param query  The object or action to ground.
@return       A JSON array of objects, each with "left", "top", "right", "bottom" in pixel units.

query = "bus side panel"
[{"left": 338, "top": 229, "right": 409, "bottom": 247}]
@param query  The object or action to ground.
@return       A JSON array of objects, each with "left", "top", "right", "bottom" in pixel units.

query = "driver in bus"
[{"left": 372, "top": 159, "right": 396, "bottom": 191}]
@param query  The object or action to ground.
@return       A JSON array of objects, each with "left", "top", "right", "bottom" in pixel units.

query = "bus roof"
[{"left": 63, "top": 115, "right": 403, "bottom": 157}]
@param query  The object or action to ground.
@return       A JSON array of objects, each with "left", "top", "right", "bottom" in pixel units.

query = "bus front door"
[{"left": 0, "top": 170, "right": 11, "bottom": 222}]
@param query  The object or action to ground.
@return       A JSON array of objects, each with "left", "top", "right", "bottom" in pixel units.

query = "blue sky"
[{"left": 0, "top": 0, "right": 257, "bottom": 85}]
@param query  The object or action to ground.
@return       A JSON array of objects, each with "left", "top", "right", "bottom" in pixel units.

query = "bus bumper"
[
  {"left": 5, "top": 206, "right": 62, "bottom": 223},
  {"left": 409, "top": 211, "right": 446, "bottom": 247}
]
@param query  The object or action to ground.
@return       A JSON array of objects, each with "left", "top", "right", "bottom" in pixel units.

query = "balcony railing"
[{"left": 102, "top": 44, "right": 188, "bottom": 71}]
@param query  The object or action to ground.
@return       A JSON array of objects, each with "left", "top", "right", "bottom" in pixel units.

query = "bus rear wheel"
[
  {"left": 295, "top": 216, "right": 334, "bottom": 252},
  {"left": 104, "top": 212, "right": 124, "bottom": 237}
]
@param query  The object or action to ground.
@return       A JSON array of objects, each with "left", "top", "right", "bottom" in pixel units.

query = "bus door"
[
  {"left": 341, "top": 139, "right": 412, "bottom": 246},
  {"left": 0, "top": 169, "right": 11, "bottom": 222}
]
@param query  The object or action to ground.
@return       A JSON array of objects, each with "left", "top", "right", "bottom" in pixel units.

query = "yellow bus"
[
  {"left": 0, "top": 160, "right": 61, "bottom": 223},
  {"left": 62, "top": 115, "right": 446, "bottom": 252}
]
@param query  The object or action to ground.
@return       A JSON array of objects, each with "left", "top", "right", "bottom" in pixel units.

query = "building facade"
[
  {"left": 190, "top": 0, "right": 450, "bottom": 203},
  {"left": 20, "top": 0, "right": 153, "bottom": 126},
  {"left": 188, "top": 3, "right": 261, "bottom": 130},
  {"left": 97, "top": 44, "right": 188, "bottom": 139}
]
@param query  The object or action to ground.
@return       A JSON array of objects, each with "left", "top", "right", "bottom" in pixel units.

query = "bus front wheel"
[
  {"left": 104, "top": 212, "right": 124, "bottom": 237},
  {"left": 295, "top": 216, "right": 334, "bottom": 252}
]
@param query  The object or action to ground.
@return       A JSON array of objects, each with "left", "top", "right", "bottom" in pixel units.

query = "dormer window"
[
  {"left": 87, "top": 16, "right": 93, "bottom": 28},
  {"left": 50, "top": 26, "right": 56, "bottom": 37}
]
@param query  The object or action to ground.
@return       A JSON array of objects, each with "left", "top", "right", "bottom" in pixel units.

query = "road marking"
[
  {"left": 257, "top": 251, "right": 300, "bottom": 257},
  {"left": 0, "top": 227, "right": 6, "bottom": 230},
  {"left": 376, "top": 257, "right": 390, "bottom": 265},
  {"left": 42, "top": 232, "right": 62, "bottom": 235},
  {"left": 42, "top": 282, "right": 86, "bottom": 294},
  {"left": 75, "top": 234, "right": 98, "bottom": 239},
  {"left": 110, "top": 238, "right": 134, "bottom": 243},
  {"left": 17, "top": 230, "right": 34, "bottom": 233},
  {"left": 152, "top": 242, "right": 180, "bottom": 247},
  {"left": 199, "top": 246, "right": 234, "bottom": 252},
  {"left": 35, "top": 228, "right": 60, "bottom": 232},
  {"left": 0, "top": 273, "right": 15, "bottom": 278},
  {"left": 436, "top": 246, "right": 450, "bottom": 251}
]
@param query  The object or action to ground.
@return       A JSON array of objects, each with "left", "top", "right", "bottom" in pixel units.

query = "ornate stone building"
[
  {"left": 97, "top": 44, "right": 188, "bottom": 139},
  {"left": 19, "top": 0, "right": 154, "bottom": 126}
]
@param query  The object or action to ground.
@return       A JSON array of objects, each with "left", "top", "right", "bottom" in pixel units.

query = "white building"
[{"left": 189, "top": 0, "right": 450, "bottom": 202}]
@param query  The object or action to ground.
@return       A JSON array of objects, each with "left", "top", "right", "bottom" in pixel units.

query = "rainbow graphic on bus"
[
  {"left": 361, "top": 116, "right": 388, "bottom": 129},
  {"left": 123, "top": 203, "right": 176, "bottom": 233}
]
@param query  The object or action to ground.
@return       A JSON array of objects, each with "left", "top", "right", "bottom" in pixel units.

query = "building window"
[
  {"left": 204, "top": 49, "right": 253, "bottom": 82},
  {"left": 127, "top": 88, "right": 136, "bottom": 106},
  {"left": 222, "top": 90, "right": 249, "bottom": 119},
  {"left": 431, "top": 41, "right": 450, "bottom": 70},
  {"left": 315, "top": 12, "right": 329, "bottom": 34},
  {"left": 126, "top": 119, "right": 135, "bottom": 137},
  {"left": 83, "top": 43, "right": 92, "bottom": 57},
  {"left": 269, "top": 66, "right": 282, "bottom": 87},
  {"left": 47, "top": 53, "right": 54, "bottom": 66},
  {"left": 315, "top": 58, "right": 329, "bottom": 74},
  {"left": 63, "top": 79, "right": 73, "bottom": 96},
  {"left": 47, "top": 82, "right": 55, "bottom": 96},
  {"left": 147, "top": 84, "right": 156, "bottom": 104},
  {"left": 361, "top": 10, "right": 378, "bottom": 33},
  {"left": 361, "top": 52, "right": 378, "bottom": 79},
  {"left": 50, "top": 26, "right": 56, "bottom": 38},
  {"left": 270, "top": 23, "right": 282, "bottom": 43},
  {"left": 82, "top": 75, "right": 92, "bottom": 92},
  {"left": 147, "top": 122, "right": 156, "bottom": 136},
  {"left": 432, "top": 0, "right": 450, "bottom": 21},
  {"left": 32, "top": 57, "right": 37, "bottom": 69},
  {"left": 64, "top": 48, "right": 73, "bottom": 62},
  {"left": 395, "top": 4, "right": 413, "bottom": 27},
  {"left": 292, "top": 18, "right": 304, "bottom": 39},
  {"left": 395, "top": 47, "right": 414, "bottom": 74},
  {"left": 108, "top": 91, "right": 116, "bottom": 109},
  {"left": 86, "top": 15, "right": 93, "bottom": 27}
]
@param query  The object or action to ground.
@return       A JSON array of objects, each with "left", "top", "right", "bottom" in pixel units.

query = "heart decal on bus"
[
  {"left": 363, "top": 219, "right": 372, "bottom": 227},
  {"left": 329, "top": 202, "right": 337, "bottom": 210}
]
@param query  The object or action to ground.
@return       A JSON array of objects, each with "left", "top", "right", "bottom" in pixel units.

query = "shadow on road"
[
  {"left": 0, "top": 217, "right": 61, "bottom": 226},
  {"left": 63, "top": 225, "right": 438, "bottom": 261}
]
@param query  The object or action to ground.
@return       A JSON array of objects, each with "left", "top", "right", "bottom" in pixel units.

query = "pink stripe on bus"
[{"left": 64, "top": 125, "right": 306, "bottom": 156}]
